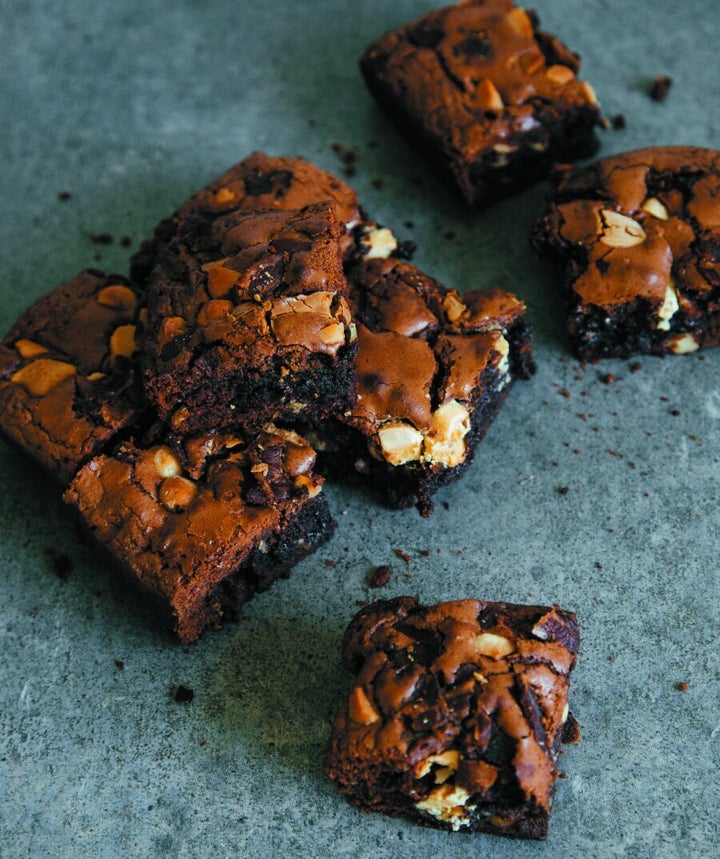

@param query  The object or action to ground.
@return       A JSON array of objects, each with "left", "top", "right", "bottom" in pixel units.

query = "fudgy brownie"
[
  {"left": 0, "top": 270, "right": 146, "bottom": 484},
  {"left": 324, "top": 597, "right": 580, "bottom": 839},
  {"left": 531, "top": 146, "right": 720, "bottom": 359},
  {"left": 308, "top": 257, "right": 534, "bottom": 515},
  {"left": 131, "top": 151, "right": 397, "bottom": 284},
  {"left": 64, "top": 423, "right": 334, "bottom": 643},
  {"left": 143, "top": 202, "right": 358, "bottom": 435},
  {"left": 360, "top": 0, "right": 602, "bottom": 207}
]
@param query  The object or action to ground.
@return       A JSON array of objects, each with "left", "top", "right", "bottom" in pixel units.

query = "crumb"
[
  {"left": 89, "top": 232, "right": 113, "bottom": 245},
  {"left": 594, "top": 562, "right": 603, "bottom": 570},
  {"left": 324, "top": 559, "right": 337, "bottom": 568},
  {"left": 630, "top": 361, "right": 642, "bottom": 373},
  {"left": 46, "top": 549, "right": 73, "bottom": 581},
  {"left": 120, "top": 235, "right": 132, "bottom": 248},
  {"left": 395, "top": 239, "right": 417, "bottom": 260},
  {"left": 331, "top": 142, "right": 357, "bottom": 165},
  {"left": 404, "top": 220, "right": 414, "bottom": 229},
  {"left": 174, "top": 685, "right": 194, "bottom": 703},
  {"left": 648, "top": 75, "right": 672, "bottom": 101},
  {"left": 670, "top": 408, "right": 680, "bottom": 416},
  {"left": 114, "top": 659, "right": 125, "bottom": 671},
  {"left": 557, "top": 486, "right": 570, "bottom": 495},
  {"left": 611, "top": 113, "right": 626, "bottom": 130},
  {"left": 599, "top": 372, "right": 615, "bottom": 384},
  {"left": 442, "top": 501, "right": 449, "bottom": 511},
  {"left": 367, "top": 565, "right": 391, "bottom": 588},
  {"left": 394, "top": 549, "right": 412, "bottom": 565},
  {"left": 343, "top": 165, "right": 357, "bottom": 177},
  {"left": 419, "top": 549, "right": 430, "bottom": 557},
  {"left": 58, "top": 191, "right": 72, "bottom": 201},
  {"left": 355, "top": 599, "right": 369, "bottom": 608},
  {"left": 676, "top": 681, "right": 688, "bottom": 691},
  {"left": 559, "top": 388, "right": 571, "bottom": 398},
  {"left": 660, "top": 396, "right": 669, "bottom": 402}
]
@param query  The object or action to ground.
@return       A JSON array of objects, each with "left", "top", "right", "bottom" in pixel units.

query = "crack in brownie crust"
[
  {"left": 531, "top": 146, "right": 720, "bottom": 359},
  {"left": 360, "top": 0, "right": 601, "bottom": 207},
  {"left": 324, "top": 597, "right": 580, "bottom": 839}
]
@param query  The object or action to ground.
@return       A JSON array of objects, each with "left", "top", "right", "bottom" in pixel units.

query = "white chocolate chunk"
[
  {"left": 473, "top": 632, "right": 515, "bottom": 659},
  {"left": 423, "top": 400, "right": 470, "bottom": 467},
  {"left": 668, "top": 333, "right": 699, "bottom": 354},
  {"left": 656, "top": 282, "right": 679, "bottom": 331},
  {"left": 415, "top": 784, "right": 474, "bottom": 831},
  {"left": 378, "top": 421, "right": 424, "bottom": 465}
]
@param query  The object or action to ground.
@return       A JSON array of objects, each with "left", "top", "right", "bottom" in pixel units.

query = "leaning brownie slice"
[
  {"left": 143, "top": 202, "right": 358, "bottom": 435},
  {"left": 310, "top": 258, "right": 534, "bottom": 515},
  {"left": 324, "top": 597, "right": 580, "bottom": 839},
  {"left": 131, "top": 150, "right": 397, "bottom": 283},
  {"left": 0, "top": 270, "right": 146, "bottom": 484},
  {"left": 531, "top": 146, "right": 720, "bottom": 359},
  {"left": 360, "top": 0, "right": 601, "bottom": 207},
  {"left": 64, "top": 424, "right": 334, "bottom": 643}
]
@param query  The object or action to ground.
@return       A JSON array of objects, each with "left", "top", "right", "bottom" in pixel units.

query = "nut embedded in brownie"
[
  {"left": 307, "top": 257, "right": 534, "bottom": 515},
  {"left": 64, "top": 423, "right": 335, "bottom": 644},
  {"left": 360, "top": 0, "right": 602, "bottom": 207},
  {"left": 143, "top": 202, "right": 359, "bottom": 435},
  {"left": 324, "top": 596, "right": 581, "bottom": 839},
  {"left": 0, "top": 270, "right": 147, "bottom": 484},
  {"left": 531, "top": 146, "right": 720, "bottom": 359}
]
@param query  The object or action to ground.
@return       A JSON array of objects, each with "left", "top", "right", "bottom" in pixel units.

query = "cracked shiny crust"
[
  {"left": 63, "top": 424, "right": 331, "bottom": 643},
  {"left": 144, "top": 202, "right": 357, "bottom": 433},
  {"left": 0, "top": 270, "right": 146, "bottom": 484},
  {"left": 324, "top": 597, "right": 580, "bottom": 839},
  {"left": 532, "top": 146, "right": 720, "bottom": 359},
  {"left": 360, "top": 0, "right": 601, "bottom": 206},
  {"left": 326, "top": 257, "right": 534, "bottom": 514}
]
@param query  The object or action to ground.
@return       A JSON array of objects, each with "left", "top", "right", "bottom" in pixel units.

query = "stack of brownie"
[{"left": 0, "top": 151, "right": 535, "bottom": 643}]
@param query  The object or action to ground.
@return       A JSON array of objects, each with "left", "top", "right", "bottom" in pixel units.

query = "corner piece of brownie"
[
  {"left": 309, "top": 257, "right": 534, "bottom": 515},
  {"left": 324, "top": 596, "right": 580, "bottom": 839},
  {"left": 360, "top": 0, "right": 602, "bottom": 207},
  {"left": 531, "top": 146, "right": 720, "bottom": 359},
  {"left": 143, "top": 202, "right": 358, "bottom": 435},
  {"left": 64, "top": 424, "right": 335, "bottom": 643},
  {"left": 0, "top": 270, "right": 146, "bottom": 484}
]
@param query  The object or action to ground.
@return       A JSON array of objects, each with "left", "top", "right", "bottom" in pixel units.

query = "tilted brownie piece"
[
  {"left": 0, "top": 270, "right": 146, "bottom": 484},
  {"left": 64, "top": 424, "right": 334, "bottom": 643},
  {"left": 531, "top": 146, "right": 720, "bottom": 359},
  {"left": 360, "top": 0, "right": 602, "bottom": 207},
  {"left": 131, "top": 150, "right": 398, "bottom": 283},
  {"left": 309, "top": 257, "right": 534, "bottom": 515},
  {"left": 324, "top": 597, "right": 580, "bottom": 839},
  {"left": 143, "top": 202, "right": 358, "bottom": 435}
]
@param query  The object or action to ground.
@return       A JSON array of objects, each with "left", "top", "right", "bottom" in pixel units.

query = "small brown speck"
[
  {"left": 114, "top": 660, "right": 125, "bottom": 671},
  {"left": 89, "top": 232, "right": 113, "bottom": 245},
  {"left": 670, "top": 408, "right": 680, "bottom": 416},
  {"left": 648, "top": 75, "right": 672, "bottom": 101},
  {"left": 599, "top": 372, "right": 615, "bottom": 384},
  {"left": 394, "top": 549, "right": 412, "bottom": 565},
  {"left": 630, "top": 361, "right": 642, "bottom": 373},
  {"left": 557, "top": 486, "right": 570, "bottom": 495},
  {"left": 58, "top": 191, "right": 72, "bottom": 201},
  {"left": 660, "top": 395, "right": 669, "bottom": 402},
  {"left": 611, "top": 113, "right": 626, "bottom": 130},
  {"left": 324, "top": 559, "right": 337, "bottom": 568},
  {"left": 419, "top": 549, "right": 430, "bottom": 557},
  {"left": 120, "top": 235, "right": 132, "bottom": 248},
  {"left": 343, "top": 165, "right": 356, "bottom": 177},
  {"left": 594, "top": 562, "right": 603, "bottom": 570},
  {"left": 677, "top": 681, "right": 688, "bottom": 691},
  {"left": 367, "top": 565, "right": 391, "bottom": 588},
  {"left": 174, "top": 685, "right": 194, "bottom": 703},
  {"left": 404, "top": 220, "right": 414, "bottom": 229},
  {"left": 559, "top": 388, "right": 571, "bottom": 398},
  {"left": 372, "top": 178, "right": 384, "bottom": 190}
]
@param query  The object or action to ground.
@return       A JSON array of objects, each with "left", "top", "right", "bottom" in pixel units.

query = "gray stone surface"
[{"left": 1, "top": 1, "right": 719, "bottom": 856}]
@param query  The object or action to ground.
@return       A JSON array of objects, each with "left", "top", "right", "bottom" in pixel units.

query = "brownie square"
[
  {"left": 64, "top": 424, "right": 335, "bottom": 643},
  {"left": 360, "top": 0, "right": 602, "bottom": 207},
  {"left": 0, "top": 270, "right": 146, "bottom": 484},
  {"left": 324, "top": 597, "right": 581, "bottom": 839},
  {"left": 143, "top": 202, "right": 359, "bottom": 435},
  {"left": 308, "top": 257, "right": 534, "bottom": 515},
  {"left": 531, "top": 146, "right": 720, "bottom": 359},
  {"left": 131, "top": 150, "right": 397, "bottom": 284}
]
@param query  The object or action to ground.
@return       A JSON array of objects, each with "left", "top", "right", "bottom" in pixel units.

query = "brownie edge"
[{"left": 324, "top": 596, "right": 580, "bottom": 839}]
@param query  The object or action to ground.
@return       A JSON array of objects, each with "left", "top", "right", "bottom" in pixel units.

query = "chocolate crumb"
[
  {"left": 677, "top": 681, "right": 688, "bottom": 691},
  {"left": 120, "top": 235, "right": 132, "bottom": 248},
  {"left": 404, "top": 220, "right": 414, "bottom": 229},
  {"left": 324, "top": 559, "right": 337, "bottom": 568},
  {"left": 557, "top": 486, "right": 569, "bottom": 495},
  {"left": 89, "top": 232, "right": 113, "bottom": 245},
  {"left": 670, "top": 408, "right": 680, "bottom": 416},
  {"left": 559, "top": 388, "right": 571, "bottom": 398},
  {"left": 367, "top": 565, "right": 391, "bottom": 588},
  {"left": 611, "top": 113, "right": 626, "bottom": 130},
  {"left": 395, "top": 239, "right": 417, "bottom": 260},
  {"left": 648, "top": 75, "right": 672, "bottom": 101},
  {"left": 599, "top": 372, "right": 615, "bottom": 384},
  {"left": 343, "top": 165, "right": 357, "bottom": 177},
  {"left": 46, "top": 550, "right": 73, "bottom": 580},
  {"left": 394, "top": 549, "right": 412, "bottom": 565},
  {"left": 114, "top": 659, "right": 125, "bottom": 671},
  {"left": 58, "top": 191, "right": 72, "bottom": 201},
  {"left": 630, "top": 361, "right": 642, "bottom": 373},
  {"left": 174, "top": 685, "right": 194, "bottom": 703},
  {"left": 419, "top": 549, "right": 430, "bottom": 557}
]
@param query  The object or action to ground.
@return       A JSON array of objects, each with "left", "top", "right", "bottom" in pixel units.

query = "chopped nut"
[
  {"left": 443, "top": 292, "right": 467, "bottom": 323},
  {"left": 656, "top": 282, "right": 679, "bottom": 331},
  {"left": 11, "top": 358, "right": 76, "bottom": 396},
  {"left": 546, "top": 64, "right": 576, "bottom": 85},
  {"left": 15, "top": 339, "right": 48, "bottom": 359},
  {"left": 377, "top": 421, "right": 424, "bottom": 465},
  {"left": 153, "top": 446, "right": 182, "bottom": 478},
  {"left": 160, "top": 316, "right": 187, "bottom": 342},
  {"left": 96, "top": 284, "right": 137, "bottom": 311},
  {"left": 213, "top": 186, "right": 236, "bottom": 205},
  {"left": 201, "top": 258, "right": 239, "bottom": 297},
  {"left": 473, "top": 632, "right": 515, "bottom": 659},
  {"left": 159, "top": 476, "right": 198, "bottom": 511},
  {"left": 423, "top": 399, "right": 470, "bottom": 467},
  {"left": 359, "top": 226, "right": 398, "bottom": 260},
  {"left": 293, "top": 474, "right": 322, "bottom": 498},
  {"left": 640, "top": 197, "right": 669, "bottom": 220},
  {"left": 415, "top": 784, "right": 474, "bottom": 831},
  {"left": 598, "top": 210, "right": 647, "bottom": 248},
  {"left": 197, "top": 299, "right": 234, "bottom": 326},
  {"left": 505, "top": 6, "right": 534, "bottom": 37},
  {"left": 476, "top": 78, "right": 504, "bottom": 111},
  {"left": 319, "top": 322, "right": 346, "bottom": 347},
  {"left": 109, "top": 324, "right": 137, "bottom": 358},
  {"left": 86, "top": 372, "right": 106, "bottom": 381},
  {"left": 668, "top": 333, "right": 699, "bottom": 354},
  {"left": 348, "top": 686, "right": 380, "bottom": 725},
  {"left": 415, "top": 750, "right": 460, "bottom": 780}
]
